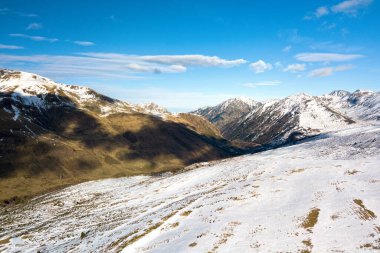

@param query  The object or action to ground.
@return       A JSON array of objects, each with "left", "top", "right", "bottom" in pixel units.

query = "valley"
[{"left": 0, "top": 123, "right": 379, "bottom": 252}]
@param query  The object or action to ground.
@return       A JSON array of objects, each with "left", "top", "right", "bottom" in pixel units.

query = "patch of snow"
[
  {"left": 0, "top": 123, "right": 379, "bottom": 252},
  {"left": 11, "top": 105, "right": 20, "bottom": 121}
]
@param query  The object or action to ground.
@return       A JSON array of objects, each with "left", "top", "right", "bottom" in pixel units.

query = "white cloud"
[
  {"left": 73, "top": 41, "right": 95, "bottom": 46},
  {"left": 243, "top": 81, "right": 281, "bottom": 87},
  {"left": 282, "top": 46, "right": 292, "bottom": 52},
  {"left": 0, "top": 44, "right": 24, "bottom": 49},
  {"left": 332, "top": 0, "right": 373, "bottom": 14},
  {"left": 9, "top": 33, "right": 58, "bottom": 42},
  {"left": 283, "top": 63, "right": 306, "bottom": 72},
  {"left": 125, "top": 63, "right": 186, "bottom": 74},
  {"left": 0, "top": 53, "right": 246, "bottom": 79},
  {"left": 316, "top": 6, "right": 329, "bottom": 18},
  {"left": 26, "top": 23, "right": 42, "bottom": 30},
  {"left": 249, "top": 60, "right": 272, "bottom": 73},
  {"left": 137, "top": 55, "right": 247, "bottom": 67},
  {"left": 295, "top": 53, "right": 364, "bottom": 62},
  {"left": 309, "top": 64, "right": 354, "bottom": 77}
]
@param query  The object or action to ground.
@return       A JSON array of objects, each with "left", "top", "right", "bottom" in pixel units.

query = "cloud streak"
[
  {"left": 9, "top": 33, "right": 58, "bottom": 42},
  {"left": 332, "top": 0, "right": 373, "bottom": 14},
  {"left": 309, "top": 65, "right": 355, "bottom": 77},
  {"left": 283, "top": 63, "right": 306, "bottom": 72},
  {"left": 73, "top": 41, "right": 95, "bottom": 46},
  {"left": 0, "top": 53, "right": 247, "bottom": 79},
  {"left": 0, "top": 44, "right": 24, "bottom": 49},
  {"left": 295, "top": 53, "right": 364, "bottom": 62}
]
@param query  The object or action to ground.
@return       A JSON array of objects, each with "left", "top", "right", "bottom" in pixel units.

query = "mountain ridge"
[{"left": 193, "top": 89, "right": 379, "bottom": 145}]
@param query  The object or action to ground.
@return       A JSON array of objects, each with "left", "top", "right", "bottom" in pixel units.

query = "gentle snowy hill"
[
  {"left": 194, "top": 90, "right": 379, "bottom": 145},
  {"left": 0, "top": 69, "right": 240, "bottom": 202},
  {"left": 1, "top": 123, "right": 379, "bottom": 252}
]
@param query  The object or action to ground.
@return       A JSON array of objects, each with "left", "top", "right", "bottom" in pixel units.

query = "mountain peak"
[
  {"left": 220, "top": 97, "right": 258, "bottom": 109},
  {"left": 329, "top": 90, "right": 351, "bottom": 97}
]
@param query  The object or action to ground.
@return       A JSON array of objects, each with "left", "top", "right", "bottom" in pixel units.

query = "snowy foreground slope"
[{"left": 1, "top": 124, "right": 380, "bottom": 252}]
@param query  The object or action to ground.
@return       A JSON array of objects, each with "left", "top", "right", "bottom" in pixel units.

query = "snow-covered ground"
[{"left": 1, "top": 123, "right": 379, "bottom": 253}]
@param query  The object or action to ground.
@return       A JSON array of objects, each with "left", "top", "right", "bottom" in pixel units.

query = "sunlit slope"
[{"left": 1, "top": 123, "right": 379, "bottom": 252}]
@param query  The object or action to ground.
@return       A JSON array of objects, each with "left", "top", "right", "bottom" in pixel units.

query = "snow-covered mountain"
[
  {"left": 323, "top": 89, "right": 380, "bottom": 121},
  {"left": 0, "top": 69, "right": 239, "bottom": 203},
  {"left": 1, "top": 123, "right": 379, "bottom": 252},
  {"left": 193, "top": 97, "right": 260, "bottom": 136},
  {"left": 0, "top": 69, "right": 172, "bottom": 119},
  {"left": 193, "top": 90, "right": 379, "bottom": 145}
]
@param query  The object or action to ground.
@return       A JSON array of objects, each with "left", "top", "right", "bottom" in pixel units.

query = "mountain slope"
[
  {"left": 323, "top": 89, "right": 380, "bottom": 121},
  {"left": 193, "top": 97, "right": 260, "bottom": 139},
  {"left": 0, "top": 69, "right": 240, "bottom": 203},
  {"left": 1, "top": 123, "right": 379, "bottom": 252},
  {"left": 194, "top": 90, "right": 379, "bottom": 145}
]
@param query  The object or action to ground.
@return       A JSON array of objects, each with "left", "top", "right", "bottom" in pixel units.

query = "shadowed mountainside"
[{"left": 0, "top": 70, "right": 241, "bottom": 203}]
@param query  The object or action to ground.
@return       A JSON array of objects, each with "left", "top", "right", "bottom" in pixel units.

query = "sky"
[{"left": 0, "top": 0, "right": 379, "bottom": 112}]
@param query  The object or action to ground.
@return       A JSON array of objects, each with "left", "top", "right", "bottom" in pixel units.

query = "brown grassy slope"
[{"left": 0, "top": 95, "right": 239, "bottom": 203}]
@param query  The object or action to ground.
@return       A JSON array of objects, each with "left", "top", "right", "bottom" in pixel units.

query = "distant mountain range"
[
  {"left": 0, "top": 69, "right": 239, "bottom": 203},
  {"left": 193, "top": 90, "right": 379, "bottom": 145}
]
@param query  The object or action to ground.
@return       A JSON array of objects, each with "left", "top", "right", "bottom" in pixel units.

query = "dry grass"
[
  {"left": 353, "top": 199, "right": 377, "bottom": 220},
  {"left": 345, "top": 169, "right": 360, "bottom": 175},
  {"left": 301, "top": 208, "right": 320, "bottom": 232},
  {"left": 289, "top": 168, "right": 305, "bottom": 174},
  {"left": 169, "top": 222, "right": 179, "bottom": 228},
  {"left": 181, "top": 210, "right": 192, "bottom": 216},
  {"left": 0, "top": 238, "right": 10, "bottom": 245}
]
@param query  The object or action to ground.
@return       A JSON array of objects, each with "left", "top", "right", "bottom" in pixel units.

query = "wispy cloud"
[
  {"left": 249, "top": 60, "right": 272, "bottom": 73},
  {"left": 295, "top": 53, "right": 364, "bottom": 62},
  {"left": 135, "top": 54, "right": 247, "bottom": 67},
  {"left": 0, "top": 8, "right": 9, "bottom": 14},
  {"left": 0, "top": 53, "right": 247, "bottom": 79},
  {"left": 309, "top": 0, "right": 373, "bottom": 18},
  {"left": 26, "top": 23, "right": 42, "bottom": 30},
  {"left": 9, "top": 33, "right": 58, "bottom": 42},
  {"left": 243, "top": 80, "right": 281, "bottom": 87},
  {"left": 73, "top": 41, "right": 95, "bottom": 46},
  {"left": 0, "top": 44, "right": 24, "bottom": 50},
  {"left": 16, "top": 12, "right": 38, "bottom": 17},
  {"left": 283, "top": 63, "right": 306, "bottom": 72},
  {"left": 309, "top": 65, "right": 355, "bottom": 77},
  {"left": 0, "top": 8, "right": 37, "bottom": 17},
  {"left": 332, "top": 0, "right": 373, "bottom": 14},
  {"left": 282, "top": 46, "right": 292, "bottom": 52},
  {"left": 315, "top": 6, "right": 330, "bottom": 18}
]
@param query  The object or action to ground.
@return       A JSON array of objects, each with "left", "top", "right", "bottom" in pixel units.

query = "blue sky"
[{"left": 0, "top": 0, "right": 379, "bottom": 111}]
